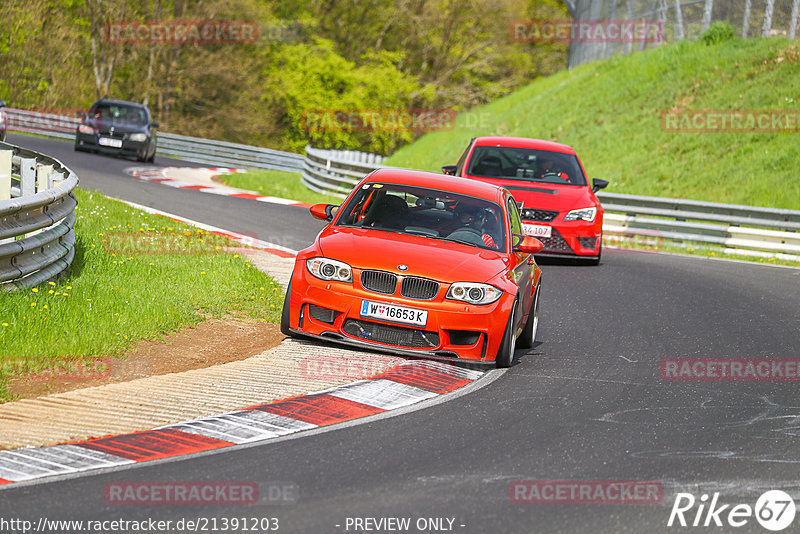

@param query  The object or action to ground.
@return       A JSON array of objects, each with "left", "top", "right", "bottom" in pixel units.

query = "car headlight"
[
  {"left": 128, "top": 133, "right": 147, "bottom": 142},
  {"left": 306, "top": 257, "right": 352, "bottom": 282},
  {"left": 78, "top": 124, "right": 94, "bottom": 134},
  {"left": 563, "top": 206, "right": 597, "bottom": 222},
  {"left": 446, "top": 282, "right": 502, "bottom": 305}
]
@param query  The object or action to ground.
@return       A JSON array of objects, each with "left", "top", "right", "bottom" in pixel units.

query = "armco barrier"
[
  {"left": 0, "top": 141, "right": 79, "bottom": 291},
  {"left": 299, "top": 147, "right": 800, "bottom": 261}
]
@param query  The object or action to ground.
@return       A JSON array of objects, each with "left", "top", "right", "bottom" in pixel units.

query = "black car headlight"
[
  {"left": 446, "top": 282, "right": 502, "bottom": 305},
  {"left": 306, "top": 257, "right": 352, "bottom": 282}
]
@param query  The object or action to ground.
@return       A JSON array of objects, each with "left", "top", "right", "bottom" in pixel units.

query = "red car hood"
[
  {"left": 317, "top": 227, "right": 509, "bottom": 283},
  {"left": 463, "top": 176, "right": 598, "bottom": 212}
]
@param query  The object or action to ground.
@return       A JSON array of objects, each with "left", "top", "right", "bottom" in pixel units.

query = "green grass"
[
  {"left": 0, "top": 188, "right": 285, "bottom": 402},
  {"left": 216, "top": 169, "right": 343, "bottom": 205},
  {"left": 384, "top": 38, "right": 800, "bottom": 210}
]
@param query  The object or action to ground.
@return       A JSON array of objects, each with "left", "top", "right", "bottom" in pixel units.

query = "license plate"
[
  {"left": 98, "top": 137, "right": 122, "bottom": 148},
  {"left": 360, "top": 300, "right": 427, "bottom": 326},
  {"left": 523, "top": 224, "right": 552, "bottom": 238}
]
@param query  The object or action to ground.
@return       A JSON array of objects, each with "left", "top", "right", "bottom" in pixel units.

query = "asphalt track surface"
[{"left": 3, "top": 134, "right": 800, "bottom": 533}]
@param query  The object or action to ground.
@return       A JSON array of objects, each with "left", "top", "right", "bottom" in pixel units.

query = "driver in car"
[
  {"left": 441, "top": 204, "right": 499, "bottom": 249},
  {"left": 538, "top": 158, "right": 570, "bottom": 182}
]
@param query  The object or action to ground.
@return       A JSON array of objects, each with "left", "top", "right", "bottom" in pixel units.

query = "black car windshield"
[
  {"left": 336, "top": 183, "right": 506, "bottom": 252},
  {"left": 467, "top": 146, "right": 587, "bottom": 186},
  {"left": 88, "top": 104, "right": 148, "bottom": 126}
]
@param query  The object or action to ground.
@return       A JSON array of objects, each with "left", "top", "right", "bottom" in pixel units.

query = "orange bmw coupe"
[{"left": 281, "top": 168, "right": 543, "bottom": 368}]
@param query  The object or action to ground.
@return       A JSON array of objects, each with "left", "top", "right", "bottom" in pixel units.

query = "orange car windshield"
[{"left": 336, "top": 183, "right": 506, "bottom": 253}]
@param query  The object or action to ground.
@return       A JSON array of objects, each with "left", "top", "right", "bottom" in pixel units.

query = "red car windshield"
[
  {"left": 336, "top": 183, "right": 507, "bottom": 252},
  {"left": 467, "top": 146, "right": 587, "bottom": 186}
]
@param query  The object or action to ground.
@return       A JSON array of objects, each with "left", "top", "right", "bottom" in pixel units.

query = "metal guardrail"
[
  {"left": 0, "top": 141, "right": 79, "bottom": 291},
  {"left": 300, "top": 147, "right": 800, "bottom": 261},
  {"left": 3, "top": 108, "right": 304, "bottom": 173}
]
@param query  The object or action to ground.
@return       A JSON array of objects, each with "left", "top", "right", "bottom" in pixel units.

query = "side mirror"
[
  {"left": 441, "top": 165, "right": 457, "bottom": 176},
  {"left": 76, "top": 111, "right": 86, "bottom": 118},
  {"left": 310, "top": 203, "right": 338, "bottom": 221},
  {"left": 151, "top": 121, "right": 159, "bottom": 128},
  {"left": 0, "top": 101, "right": 6, "bottom": 108},
  {"left": 515, "top": 236, "right": 544, "bottom": 254},
  {"left": 592, "top": 178, "right": 609, "bottom": 193}
]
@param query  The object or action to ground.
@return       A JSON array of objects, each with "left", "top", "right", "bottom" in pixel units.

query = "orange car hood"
[{"left": 318, "top": 227, "right": 509, "bottom": 283}]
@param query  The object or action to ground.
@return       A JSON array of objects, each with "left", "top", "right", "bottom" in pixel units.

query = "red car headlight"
[
  {"left": 306, "top": 257, "right": 352, "bottom": 282},
  {"left": 446, "top": 282, "right": 502, "bottom": 305},
  {"left": 563, "top": 206, "right": 597, "bottom": 222}
]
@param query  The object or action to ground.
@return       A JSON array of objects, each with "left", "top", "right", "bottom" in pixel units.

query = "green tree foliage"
[{"left": 1, "top": 0, "right": 569, "bottom": 153}]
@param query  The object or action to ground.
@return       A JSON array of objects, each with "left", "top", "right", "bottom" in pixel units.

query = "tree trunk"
[
  {"left": 789, "top": 0, "right": 799, "bottom": 39},
  {"left": 742, "top": 0, "right": 752, "bottom": 37},
  {"left": 762, "top": 0, "right": 775, "bottom": 37},
  {"left": 674, "top": 0, "right": 684, "bottom": 40},
  {"left": 701, "top": 0, "right": 713, "bottom": 32}
]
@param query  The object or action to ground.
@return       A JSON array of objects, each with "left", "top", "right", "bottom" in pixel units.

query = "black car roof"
[{"left": 92, "top": 98, "right": 148, "bottom": 110}]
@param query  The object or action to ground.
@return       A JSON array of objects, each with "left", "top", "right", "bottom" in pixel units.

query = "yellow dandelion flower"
[
  {"left": 48, "top": 281, "right": 56, "bottom": 286},
  {"left": 67, "top": 286, "right": 72, "bottom": 290},
  {"left": 43, "top": 305, "right": 48, "bottom": 309},
  {"left": 30, "top": 302, "right": 36, "bottom": 307},
  {"left": 48, "top": 290, "right": 54, "bottom": 294},
  {"left": 1, "top": 323, "right": 8, "bottom": 327},
  {"left": 31, "top": 288, "right": 39, "bottom": 293},
  {"left": 62, "top": 293, "right": 69, "bottom": 296}
]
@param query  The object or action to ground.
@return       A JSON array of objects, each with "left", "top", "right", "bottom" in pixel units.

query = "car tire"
[
  {"left": 517, "top": 282, "right": 541, "bottom": 350},
  {"left": 280, "top": 281, "right": 293, "bottom": 337},
  {"left": 495, "top": 298, "right": 518, "bottom": 368}
]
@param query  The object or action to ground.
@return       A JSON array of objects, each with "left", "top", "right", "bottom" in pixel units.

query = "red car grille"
[
  {"left": 539, "top": 228, "right": 574, "bottom": 253},
  {"left": 521, "top": 208, "right": 559, "bottom": 222}
]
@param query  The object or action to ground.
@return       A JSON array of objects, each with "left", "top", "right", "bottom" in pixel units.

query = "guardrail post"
[
  {"left": 20, "top": 157, "right": 36, "bottom": 196},
  {"left": 37, "top": 163, "right": 53, "bottom": 193},
  {"left": 0, "top": 150, "right": 10, "bottom": 201},
  {"left": 49, "top": 170, "right": 66, "bottom": 189}
]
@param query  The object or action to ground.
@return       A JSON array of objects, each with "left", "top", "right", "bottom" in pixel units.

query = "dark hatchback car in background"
[{"left": 74, "top": 99, "right": 158, "bottom": 162}]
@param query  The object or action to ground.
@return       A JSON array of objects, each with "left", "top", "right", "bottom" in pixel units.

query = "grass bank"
[
  {"left": 0, "top": 188, "right": 285, "bottom": 401},
  {"left": 384, "top": 37, "right": 800, "bottom": 210}
]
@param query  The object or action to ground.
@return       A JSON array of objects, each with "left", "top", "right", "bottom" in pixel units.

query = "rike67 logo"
[{"left": 668, "top": 490, "right": 797, "bottom": 531}]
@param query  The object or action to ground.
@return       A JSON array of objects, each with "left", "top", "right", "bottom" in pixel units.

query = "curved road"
[{"left": 2, "top": 134, "right": 800, "bottom": 533}]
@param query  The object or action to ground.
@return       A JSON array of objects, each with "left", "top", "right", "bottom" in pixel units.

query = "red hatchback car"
[
  {"left": 281, "top": 168, "right": 544, "bottom": 368},
  {"left": 443, "top": 136, "right": 608, "bottom": 264}
]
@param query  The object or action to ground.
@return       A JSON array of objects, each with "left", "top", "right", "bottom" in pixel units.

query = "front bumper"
[
  {"left": 75, "top": 132, "right": 149, "bottom": 158},
  {"left": 524, "top": 220, "right": 602, "bottom": 258},
  {"left": 288, "top": 266, "right": 514, "bottom": 365}
]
